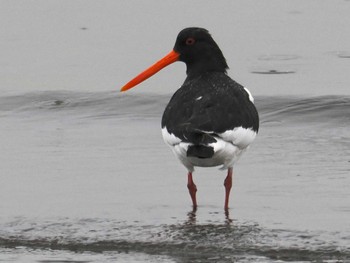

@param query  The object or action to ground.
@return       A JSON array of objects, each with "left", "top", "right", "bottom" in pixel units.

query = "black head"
[
  {"left": 173, "top": 27, "right": 229, "bottom": 77},
  {"left": 121, "top": 27, "right": 229, "bottom": 92}
]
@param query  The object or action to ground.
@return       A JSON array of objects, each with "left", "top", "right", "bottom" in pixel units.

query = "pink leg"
[
  {"left": 224, "top": 167, "right": 233, "bottom": 210},
  {"left": 187, "top": 172, "right": 197, "bottom": 208}
]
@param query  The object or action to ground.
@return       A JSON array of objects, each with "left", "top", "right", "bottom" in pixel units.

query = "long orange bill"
[{"left": 120, "top": 50, "right": 180, "bottom": 92}]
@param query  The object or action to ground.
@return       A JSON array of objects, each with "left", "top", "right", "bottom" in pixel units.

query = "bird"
[{"left": 121, "top": 27, "right": 259, "bottom": 210}]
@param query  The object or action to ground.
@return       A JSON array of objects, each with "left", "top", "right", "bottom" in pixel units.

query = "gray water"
[
  {"left": 1, "top": 0, "right": 350, "bottom": 262},
  {"left": 0, "top": 92, "right": 349, "bottom": 262}
]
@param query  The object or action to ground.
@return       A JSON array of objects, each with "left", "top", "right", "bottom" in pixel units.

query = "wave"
[
  {"left": 258, "top": 95, "right": 350, "bottom": 125},
  {"left": 0, "top": 218, "right": 349, "bottom": 262},
  {"left": 0, "top": 91, "right": 349, "bottom": 125},
  {"left": 0, "top": 91, "right": 168, "bottom": 120}
]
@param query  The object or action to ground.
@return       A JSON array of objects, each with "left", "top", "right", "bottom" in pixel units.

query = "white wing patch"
[
  {"left": 243, "top": 87, "right": 254, "bottom": 103},
  {"left": 219, "top": 126, "right": 257, "bottom": 149},
  {"left": 162, "top": 127, "right": 181, "bottom": 146}
]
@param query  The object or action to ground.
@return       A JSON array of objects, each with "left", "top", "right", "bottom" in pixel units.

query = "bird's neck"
[
  {"left": 185, "top": 54, "right": 228, "bottom": 78},
  {"left": 186, "top": 63, "right": 227, "bottom": 78}
]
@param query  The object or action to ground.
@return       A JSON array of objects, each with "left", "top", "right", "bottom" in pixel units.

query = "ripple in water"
[{"left": 0, "top": 217, "right": 349, "bottom": 262}]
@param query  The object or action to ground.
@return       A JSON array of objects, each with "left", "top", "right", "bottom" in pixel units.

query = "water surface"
[
  {"left": 1, "top": 0, "right": 350, "bottom": 261},
  {"left": 1, "top": 92, "right": 349, "bottom": 262}
]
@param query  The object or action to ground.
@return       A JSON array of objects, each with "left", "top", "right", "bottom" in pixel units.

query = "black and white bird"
[{"left": 121, "top": 27, "right": 259, "bottom": 210}]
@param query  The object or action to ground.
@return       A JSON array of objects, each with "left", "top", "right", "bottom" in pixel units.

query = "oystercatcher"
[{"left": 121, "top": 27, "right": 259, "bottom": 210}]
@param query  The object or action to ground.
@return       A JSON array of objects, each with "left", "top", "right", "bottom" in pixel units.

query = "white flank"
[
  {"left": 243, "top": 87, "right": 254, "bottom": 103},
  {"left": 162, "top": 126, "right": 257, "bottom": 171},
  {"left": 219, "top": 126, "right": 257, "bottom": 149}
]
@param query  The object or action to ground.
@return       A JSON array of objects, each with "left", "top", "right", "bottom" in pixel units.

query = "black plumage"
[{"left": 161, "top": 72, "right": 259, "bottom": 152}]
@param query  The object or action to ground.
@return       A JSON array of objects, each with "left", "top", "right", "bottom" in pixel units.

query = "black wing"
[{"left": 161, "top": 72, "right": 259, "bottom": 144}]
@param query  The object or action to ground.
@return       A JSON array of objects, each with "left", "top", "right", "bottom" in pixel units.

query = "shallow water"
[
  {"left": 1, "top": 0, "right": 350, "bottom": 262},
  {"left": 0, "top": 92, "right": 349, "bottom": 262}
]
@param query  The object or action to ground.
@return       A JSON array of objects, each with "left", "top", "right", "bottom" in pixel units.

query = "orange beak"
[{"left": 120, "top": 50, "right": 180, "bottom": 92}]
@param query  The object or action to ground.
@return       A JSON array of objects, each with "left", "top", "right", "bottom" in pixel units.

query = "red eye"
[{"left": 185, "top": 37, "right": 196, "bottom": 45}]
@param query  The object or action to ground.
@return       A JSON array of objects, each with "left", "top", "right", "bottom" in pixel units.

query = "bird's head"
[
  {"left": 173, "top": 27, "right": 228, "bottom": 76},
  {"left": 121, "top": 27, "right": 228, "bottom": 92}
]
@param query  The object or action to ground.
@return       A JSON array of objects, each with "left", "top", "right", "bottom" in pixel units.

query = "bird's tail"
[
  {"left": 187, "top": 145, "right": 214, "bottom": 159},
  {"left": 186, "top": 130, "right": 216, "bottom": 159}
]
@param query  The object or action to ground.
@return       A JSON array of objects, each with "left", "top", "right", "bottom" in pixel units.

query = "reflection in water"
[
  {"left": 225, "top": 209, "right": 233, "bottom": 224},
  {"left": 185, "top": 207, "right": 233, "bottom": 225},
  {"left": 186, "top": 207, "right": 197, "bottom": 225}
]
